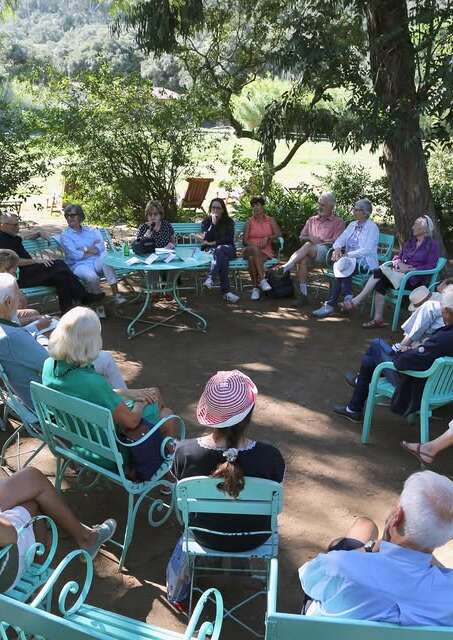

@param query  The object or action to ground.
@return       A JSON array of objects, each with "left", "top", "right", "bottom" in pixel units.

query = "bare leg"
[
  {"left": 403, "top": 426, "right": 453, "bottom": 462},
  {"left": 110, "top": 283, "right": 119, "bottom": 295},
  {"left": 328, "top": 516, "right": 379, "bottom": 550},
  {"left": 351, "top": 276, "right": 380, "bottom": 306},
  {"left": 0, "top": 468, "right": 99, "bottom": 549},
  {"left": 283, "top": 243, "right": 317, "bottom": 274},
  {"left": 373, "top": 291, "right": 386, "bottom": 322},
  {"left": 255, "top": 254, "right": 266, "bottom": 282},
  {"left": 244, "top": 246, "right": 260, "bottom": 286},
  {"left": 159, "top": 406, "right": 178, "bottom": 439}
]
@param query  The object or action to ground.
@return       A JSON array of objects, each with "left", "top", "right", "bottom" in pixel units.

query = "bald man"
[{"left": 0, "top": 214, "right": 103, "bottom": 314}]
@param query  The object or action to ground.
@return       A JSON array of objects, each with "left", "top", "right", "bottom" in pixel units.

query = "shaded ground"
[{"left": 2, "top": 254, "right": 453, "bottom": 637}]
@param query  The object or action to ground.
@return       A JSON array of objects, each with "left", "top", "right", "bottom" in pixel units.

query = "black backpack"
[
  {"left": 265, "top": 270, "right": 294, "bottom": 298},
  {"left": 131, "top": 238, "right": 156, "bottom": 255}
]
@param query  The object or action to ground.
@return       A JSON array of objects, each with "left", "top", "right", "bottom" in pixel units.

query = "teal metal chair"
[
  {"left": 30, "top": 382, "right": 186, "bottom": 570},
  {"left": 0, "top": 514, "right": 58, "bottom": 609},
  {"left": 0, "top": 547, "right": 223, "bottom": 640},
  {"left": 361, "top": 357, "right": 453, "bottom": 444},
  {"left": 0, "top": 363, "right": 46, "bottom": 470},
  {"left": 176, "top": 476, "right": 283, "bottom": 638},
  {"left": 370, "top": 256, "right": 447, "bottom": 331},
  {"left": 265, "top": 558, "right": 453, "bottom": 639}
]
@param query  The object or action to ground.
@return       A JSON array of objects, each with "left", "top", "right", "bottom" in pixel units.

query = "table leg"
[{"left": 172, "top": 270, "right": 207, "bottom": 332}]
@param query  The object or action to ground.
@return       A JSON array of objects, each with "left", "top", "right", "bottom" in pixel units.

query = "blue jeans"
[
  {"left": 348, "top": 339, "right": 399, "bottom": 413},
  {"left": 210, "top": 245, "right": 236, "bottom": 293},
  {"left": 327, "top": 275, "right": 354, "bottom": 305}
]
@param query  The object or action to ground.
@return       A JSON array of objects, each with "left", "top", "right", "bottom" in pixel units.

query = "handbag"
[
  {"left": 380, "top": 262, "right": 405, "bottom": 289},
  {"left": 166, "top": 536, "right": 191, "bottom": 605},
  {"left": 265, "top": 270, "right": 294, "bottom": 299},
  {"left": 119, "top": 419, "right": 163, "bottom": 481},
  {"left": 131, "top": 238, "right": 156, "bottom": 256}
]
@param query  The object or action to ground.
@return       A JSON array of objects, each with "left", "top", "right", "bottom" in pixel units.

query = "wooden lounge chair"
[{"left": 180, "top": 178, "right": 214, "bottom": 213}]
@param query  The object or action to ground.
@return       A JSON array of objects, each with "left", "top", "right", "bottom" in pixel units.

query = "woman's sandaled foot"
[
  {"left": 400, "top": 441, "right": 435, "bottom": 466},
  {"left": 362, "top": 319, "right": 389, "bottom": 329},
  {"left": 339, "top": 299, "right": 357, "bottom": 314}
]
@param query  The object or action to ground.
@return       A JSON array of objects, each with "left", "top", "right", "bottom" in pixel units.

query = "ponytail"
[{"left": 211, "top": 409, "right": 253, "bottom": 498}]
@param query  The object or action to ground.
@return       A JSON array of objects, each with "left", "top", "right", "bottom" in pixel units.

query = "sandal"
[
  {"left": 362, "top": 319, "right": 389, "bottom": 329},
  {"left": 339, "top": 299, "right": 357, "bottom": 314},
  {"left": 400, "top": 441, "right": 434, "bottom": 467}
]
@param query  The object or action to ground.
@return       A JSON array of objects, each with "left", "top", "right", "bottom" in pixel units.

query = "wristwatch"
[
  {"left": 364, "top": 539, "right": 376, "bottom": 552},
  {"left": 83, "top": 246, "right": 88, "bottom": 253}
]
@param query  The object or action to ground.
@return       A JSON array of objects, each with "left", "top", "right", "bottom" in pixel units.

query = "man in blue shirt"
[
  {"left": 299, "top": 470, "right": 453, "bottom": 626},
  {"left": 0, "top": 273, "right": 47, "bottom": 408},
  {"left": 59, "top": 205, "right": 126, "bottom": 304}
]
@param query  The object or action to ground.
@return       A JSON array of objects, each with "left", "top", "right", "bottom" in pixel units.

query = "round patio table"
[{"left": 104, "top": 246, "right": 211, "bottom": 338}]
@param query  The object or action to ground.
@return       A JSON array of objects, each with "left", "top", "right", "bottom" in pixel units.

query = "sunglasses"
[{"left": 65, "top": 214, "right": 79, "bottom": 218}]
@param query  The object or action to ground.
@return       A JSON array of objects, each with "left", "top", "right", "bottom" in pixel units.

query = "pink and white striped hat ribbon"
[{"left": 197, "top": 370, "right": 258, "bottom": 428}]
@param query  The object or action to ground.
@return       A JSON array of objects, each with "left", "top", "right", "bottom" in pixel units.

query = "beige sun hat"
[
  {"left": 333, "top": 256, "right": 356, "bottom": 279},
  {"left": 408, "top": 286, "right": 439, "bottom": 312}
]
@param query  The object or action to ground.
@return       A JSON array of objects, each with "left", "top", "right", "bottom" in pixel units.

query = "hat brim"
[
  {"left": 197, "top": 402, "right": 255, "bottom": 428},
  {"left": 333, "top": 258, "right": 356, "bottom": 278}
]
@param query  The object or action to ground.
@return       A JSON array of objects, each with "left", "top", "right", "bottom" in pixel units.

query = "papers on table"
[
  {"left": 25, "top": 317, "right": 59, "bottom": 336},
  {"left": 126, "top": 249, "right": 178, "bottom": 266}
]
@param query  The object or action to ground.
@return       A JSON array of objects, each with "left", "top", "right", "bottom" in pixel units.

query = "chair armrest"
[
  {"left": 397, "top": 359, "right": 443, "bottom": 379},
  {"left": 114, "top": 414, "right": 185, "bottom": 448},
  {"left": 183, "top": 588, "right": 223, "bottom": 640},
  {"left": 397, "top": 266, "right": 441, "bottom": 289},
  {"left": 30, "top": 549, "right": 93, "bottom": 616},
  {"left": 277, "top": 236, "right": 284, "bottom": 251},
  {"left": 267, "top": 557, "right": 278, "bottom": 615},
  {"left": 369, "top": 360, "right": 396, "bottom": 382}
]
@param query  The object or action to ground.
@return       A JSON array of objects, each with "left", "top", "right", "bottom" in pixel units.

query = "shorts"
[
  {"left": 0, "top": 506, "right": 34, "bottom": 591},
  {"left": 314, "top": 244, "right": 330, "bottom": 265}
]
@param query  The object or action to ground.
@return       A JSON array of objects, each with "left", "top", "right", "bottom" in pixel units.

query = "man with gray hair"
[
  {"left": 333, "top": 285, "right": 453, "bottom": 422},
  {"left": 299, "top": 470, "right": 453, "bottom": 625},
  {"left": 282, "top": 192, "right": 345, "bottom": 305}
]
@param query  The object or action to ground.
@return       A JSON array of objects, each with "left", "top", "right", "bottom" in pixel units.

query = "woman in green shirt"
[{"left": 42, "top": 306, "right": 177, "bottom": 480}]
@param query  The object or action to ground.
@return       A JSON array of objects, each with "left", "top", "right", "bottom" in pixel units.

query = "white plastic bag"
[{"left": 166, "top": 536, "right": 190, "bottom": 605}]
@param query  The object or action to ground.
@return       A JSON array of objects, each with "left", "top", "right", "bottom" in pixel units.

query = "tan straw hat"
[{"left": 408, "top": 286, "right": 433, "bottom": 312}]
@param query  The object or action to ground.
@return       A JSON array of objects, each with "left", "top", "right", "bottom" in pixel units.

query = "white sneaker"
[
  {"left": 259, "top": 278, "right": 272, "bottom": 292},
  {"left": 224, "top": 292, "right": 240, "bottom": 304},
  {"left": 114, "top": 294, "right": 127, "bottom": 305},
  {"left": 203, "top": 276, "right": 214, "bottom": 289},
  {"left": 250, "top": 287, "right": 261, "bottom": 301},
  {"left": 312, "top": 302, "right": 334, "bottom": 318}
]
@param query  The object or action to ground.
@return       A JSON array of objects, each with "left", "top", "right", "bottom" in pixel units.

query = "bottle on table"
[{"left": 123, "top": 241, "right": 130, "bottom": 257}]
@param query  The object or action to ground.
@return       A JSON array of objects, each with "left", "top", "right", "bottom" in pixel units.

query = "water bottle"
[{"left": 123, "top": 241, "right": 130, "bottom": 257}]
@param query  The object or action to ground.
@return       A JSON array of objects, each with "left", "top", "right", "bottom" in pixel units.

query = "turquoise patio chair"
[
  {"left": 176, "top": 475, "right": 283, "bottom": 638},
  {"left": 0, "top": 363, "right": 46, "bottom": 470},
  {"left": 265, "top": 558, "right": 453, "bottom": 639},
  {"left": 370, "top": 256, "right": 447, "bottom": 331},
  {"left": 361, "top": 356, "right": 453, "bottom": 445},
  {"left": 30, "top": 382, "right": 185, "bottom": 570}
]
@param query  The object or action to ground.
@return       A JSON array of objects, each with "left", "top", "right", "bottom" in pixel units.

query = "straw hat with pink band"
[{"left": 197, "top": 370, "right": 258, "bottom": 429}]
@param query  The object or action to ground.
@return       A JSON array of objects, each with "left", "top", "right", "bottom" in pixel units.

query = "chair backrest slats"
[
  {"left": 377, "top": 233, "right": 395, "bottom": 263},
  {"left": 426, "top": 358, "right": 453, "bottom": 400},
  {"left": 30, "top": 383, "right": 122, "bottom": 470}
]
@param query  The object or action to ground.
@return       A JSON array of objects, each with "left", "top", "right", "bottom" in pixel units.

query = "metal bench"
[
  {"left": 265, "top": 558, "right": 452, "bottom": 639},
  {"left": 0, "top": 548, "right": 223, "bottom": 639}
]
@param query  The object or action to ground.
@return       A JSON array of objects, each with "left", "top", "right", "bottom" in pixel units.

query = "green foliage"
[
  {"left": 429, "top": 147, "right": 453, "bottom": 251},
  {"left": 39, "top": 67, "right": 210, "bottom": 225},
  {"left": 231, "top": 78, "right": 291, "bottom": 132},
  {"left": 220, "top": 144, "right": 265, "bottom": 197},
  {"left": 0, "top": 95, "right": 49, "bottom": 200},
  {"left": 319, "top": 161, "right": 392, "bottom": 221},
  {"left": 233, "top": 183, "right": 319, "bottom": 254}
]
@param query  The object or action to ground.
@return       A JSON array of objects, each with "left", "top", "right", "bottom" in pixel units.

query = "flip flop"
[
  {"left": 362, "top": 319, "right": 389, "bottom": 329},
  {"left": 400, "top": 441, "right": 434, "bottom": 467},
  {"left": 84, "top": 518, "right": 117, "bottom": 559}
]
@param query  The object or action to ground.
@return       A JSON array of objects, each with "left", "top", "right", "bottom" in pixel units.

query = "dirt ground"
[{"left": 1, "top": 216, "right": 452, "bottom": 638}]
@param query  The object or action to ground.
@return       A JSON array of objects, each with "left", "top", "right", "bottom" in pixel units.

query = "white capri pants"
[{"left": 72, "top": 257, "right": 117, "bottom": 293}]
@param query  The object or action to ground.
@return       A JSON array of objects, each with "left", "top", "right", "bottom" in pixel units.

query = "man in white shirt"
[
  {"left": 299, "top": 471, "right": 453, "bottom": 627},
  {"left": 60, "top": 204, "right": 126, "bottom": 304}
]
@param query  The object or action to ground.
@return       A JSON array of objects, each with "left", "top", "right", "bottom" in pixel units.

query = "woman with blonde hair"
[{"left": 42, "top": 306, "right": 177, "bottom": 480}]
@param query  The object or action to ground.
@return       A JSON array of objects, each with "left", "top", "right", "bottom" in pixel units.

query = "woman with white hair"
[
  {"left": 313, "top": 198, "right": 379, "bottom": 318},
  {"left": 42, "top": 306, "right": 177, "bottom": 481},
  {"left": 346, "top": 215, "right": 440, "bottom": 328}
]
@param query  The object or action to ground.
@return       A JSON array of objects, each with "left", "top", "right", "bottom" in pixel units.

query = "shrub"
[{"left": 428, "top": 147, "right": 453, "bottom": 252}]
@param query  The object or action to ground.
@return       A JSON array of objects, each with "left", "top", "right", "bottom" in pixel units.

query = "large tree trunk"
[{"left": 365, "top": 0, "right": 443, "bottom": 249}]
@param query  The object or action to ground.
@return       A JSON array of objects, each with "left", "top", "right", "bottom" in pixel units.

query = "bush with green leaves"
[
  {"left": 429, "top": 147, "right": 453, "bottom": 252},
  {"left": 0, "top": 95, "right": 48, "bottom": 201},
  {"left": 319, "top": 160, "right": 391, "bottom": 221},
  {"left": 40, "top": 67, "right": 210, "bottom": 225},
  {"left": 232, "top": 183, "right": 319, "bottom": 254}
]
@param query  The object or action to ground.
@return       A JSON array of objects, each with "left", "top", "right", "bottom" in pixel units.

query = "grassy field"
[{"left": 23, "top": 133, "right": 384, "bottom": 219}]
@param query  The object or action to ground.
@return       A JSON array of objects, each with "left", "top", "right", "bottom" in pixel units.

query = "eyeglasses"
[{"left": 65, "top": 214, "right": 78, "bottom": 218}]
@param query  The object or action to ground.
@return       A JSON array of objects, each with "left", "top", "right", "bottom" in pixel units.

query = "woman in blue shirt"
[{"left": 201, "top": 198, "right": 239, "bottom": 304}]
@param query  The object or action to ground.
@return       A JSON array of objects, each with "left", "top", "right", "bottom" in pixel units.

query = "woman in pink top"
[{"left": 243, "top": 197, "right": 281, "bottom": 300}]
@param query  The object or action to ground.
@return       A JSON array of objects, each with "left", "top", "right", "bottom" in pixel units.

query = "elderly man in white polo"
[
  {"left": 282, "top": 192, "right": 345, "bottom": 305},
  {"left": 299, "top": 470, "right": 453, "bottom": 626}
]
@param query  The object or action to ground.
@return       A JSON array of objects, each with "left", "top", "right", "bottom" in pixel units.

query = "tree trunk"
[
  {"left": 261, "top": 140, "right": 275, "bottom": 196},
  {"left": 365, "top": 0, "right": 443, "bottom": 250}
]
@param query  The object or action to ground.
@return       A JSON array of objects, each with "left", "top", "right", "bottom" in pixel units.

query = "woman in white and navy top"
[{"left": 136, "top": 200, "right": 175, "bottom": 249}]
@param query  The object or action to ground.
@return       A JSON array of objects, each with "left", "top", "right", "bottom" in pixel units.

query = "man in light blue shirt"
[
  {"left": 59, "top": 205, "right": 126, "bottom": 304},
  {"left": 299, "top": 471, "right": 453, "bottom": 627}
]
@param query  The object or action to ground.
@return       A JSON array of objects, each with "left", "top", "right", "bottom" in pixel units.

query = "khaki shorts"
[{"left": 314, "top": 243, "right": 330, "bottom": 265}]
